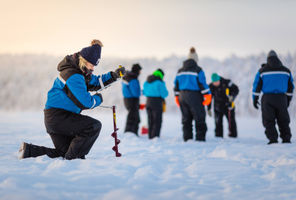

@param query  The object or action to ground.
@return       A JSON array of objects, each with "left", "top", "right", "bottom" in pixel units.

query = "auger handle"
[{"left": 118, "top": 65, "right": 124, "bottom": 77}]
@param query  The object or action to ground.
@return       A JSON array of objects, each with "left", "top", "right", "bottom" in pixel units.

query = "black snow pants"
[
  {"left": 26, "top": 108, "right": 101, "bottom": 159},
  {"left": 146, "top": 97, "right": 163, "bottom": 139},
  {"left": 214, "top": 108, "right": 237, "bottom": 138},
  {"left": 179, "top": 91, "right": 207, "bottom": 141},
  {"left": 124, "top": 98, "right": 140, "bottom": 135},
  {"left": 261, "top": 94, "right": 292, "bottom": 142}
]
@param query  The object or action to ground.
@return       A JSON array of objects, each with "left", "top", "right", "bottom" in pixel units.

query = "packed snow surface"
[{"left": 0, "top": 110, "right": 296, "bottom": 200}]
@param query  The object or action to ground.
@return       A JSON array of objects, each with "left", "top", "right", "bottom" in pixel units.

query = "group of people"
[
  {"left": 122, "top": 64, "right": 168, "bottom": 139},
  {"left": 18, "top": 39, "right": 294, "bottom": 160},
  {"left": 122, "top": 47, "right": 240, "bottom": 142}
]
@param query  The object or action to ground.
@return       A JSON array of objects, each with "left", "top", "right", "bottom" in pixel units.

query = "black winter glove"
[
  {"left": 111, "top": 72, "right": 118, "bottom": 81},
  {"left": 113, "top": 66, "right": 126, "bottom": 79},
  {"left": 253, "top": 96, "right": 259, "bottom": 109},
  {"left": 287, "top": 96, "right": 292, "bottom": 107},
  {"left": 95, "top": 93, "right": 103, "bottom": 104}
]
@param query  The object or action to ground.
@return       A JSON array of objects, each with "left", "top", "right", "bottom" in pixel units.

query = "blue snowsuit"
[
  {"left": 122, "top": 71, "right": 141, "bottom": 134},
  {"left": 42, "top": 53, "right": 117, "bottom": 159},
  {"left": 174, "top": 59, "right": 211, "bottom": 141},
  {"left": 252, "top": 55, "right": 294, "bottom": 143}
]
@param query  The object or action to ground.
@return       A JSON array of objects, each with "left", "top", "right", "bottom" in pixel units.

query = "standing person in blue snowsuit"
[
  {"left": 122, "top": 64, "right": 142, "bottom": 135},
  {"left": 252, "top": 50, "right": 294, "bottom": 144},
  {"left": 143, "top": 69, "right": 168, "bottom": 139},
  {"left": 174, "top": 49, "right": 212, "bottom": 142},
  {"left": 18, "top": 39, "right": 126, "bottom": 160}
]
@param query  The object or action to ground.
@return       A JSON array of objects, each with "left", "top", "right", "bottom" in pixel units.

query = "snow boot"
[
  {"left": 18, "top": 142, "right": 50, "bottom": 159},
  {"left": 282, "top": 140, "right": 291, "bottom": 144},
  {"left": 267, "top": 140, "right": 278, "bottom": 145},
  {"left": 228, "top": 133, "right": 237, "bottom": 138},
  {"left": 18, "top": 142, "right": 31, "bottom": 159}
]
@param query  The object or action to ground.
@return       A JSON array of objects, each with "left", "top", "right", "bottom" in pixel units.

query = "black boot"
[
  {"left": 282, "top": 140, "right": 291, "bottom": 144},
  {"left": 228, "top": 133, "right": 237, "bottom": 138},
  {"left": 267, "top": 141, "right": 278, "bottom": 145},
  {"left": 18, "top": 142, "right": 54, "bottom": 159},
  {"left": 18, "top": 142, "right": 31, "bottom": 159}
]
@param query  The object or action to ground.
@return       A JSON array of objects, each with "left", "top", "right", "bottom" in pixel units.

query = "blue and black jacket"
[
  {"left": 122, "top": 71, "right": 141, "bottom": 98},
  {"left": 174, "top": 59, "right": 211, "bottom": 96},
  {"left": 252, "top": 56, "right": 294, "bottom": 100},
  {"left": 143, "top": 74, "right": 168, "bottom": 109},
  {"left": 45, "top": 53, "right": 116, "bottom": 114}
]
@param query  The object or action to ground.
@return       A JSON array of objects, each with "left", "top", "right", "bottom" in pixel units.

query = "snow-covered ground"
[{"left": 0, "top": 110, "right": 296, "bottom": 200}]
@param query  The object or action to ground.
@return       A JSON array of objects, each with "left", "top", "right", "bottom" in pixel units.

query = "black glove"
[
  {"left": 111, "top": 72, "right": 118, "bottom": 81},
  {"left": 253, "top": 96, "right": 259, "bottom": 109},
  {"left": 95, "top": 93, "right": 103, "bottom": 103},
  {"left": 287, "top": 96, "right": 292, "bottom": 107},
  {"left": 113, "top": 66, "right": 126, "bottom": 79}
]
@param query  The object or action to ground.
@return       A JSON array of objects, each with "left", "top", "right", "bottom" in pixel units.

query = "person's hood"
[
  {"left": 267, "top": 56, "right": 283, "bottom": 68},
  {"left": 57, "top": 53, "right": 80, "bottom": 72},
  {"left": 182, "top": 59, "right": 198, "bottom": 71},
  {"left": 147, "top": 74, "right": 162, "bottom": 83}
]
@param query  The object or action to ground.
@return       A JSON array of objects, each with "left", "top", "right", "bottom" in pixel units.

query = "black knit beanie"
[{"left": 131, "top": 64, "right": 142, "bottom": 74}]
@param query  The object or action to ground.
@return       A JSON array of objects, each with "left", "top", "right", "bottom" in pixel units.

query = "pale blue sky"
[{"left": 0, "top": 0, "right": 295, "bottom": 59}]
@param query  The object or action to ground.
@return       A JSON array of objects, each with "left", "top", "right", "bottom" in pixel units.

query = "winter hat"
[
  {"left": 211, "top": 73, "right": 220, "bottom": 82},
  {"left": 188, "top": 47, "right": 199, "bottom": 63},
  {"left": 80, "top": 40, "right": 103, "bottom": 66},
  {"left": 153, "top": 68, "right": 165, "bottom": 80},
  {"left": 131, "top": 63, "right": 142, "bottom": 74},
  {"left": 190, "top": 47, "right": 196, "bottom": 53},
  {"left": 267, "top": 50, "right": 278, "bottom": 58}
]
